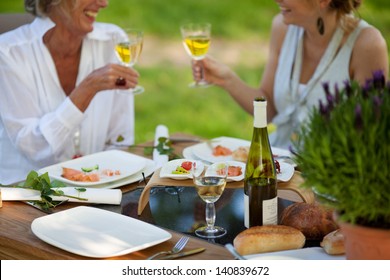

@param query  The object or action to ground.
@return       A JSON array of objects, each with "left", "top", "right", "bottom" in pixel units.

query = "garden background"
[{"left": 1, "top": 0, "right": 389, "bottom": 144}]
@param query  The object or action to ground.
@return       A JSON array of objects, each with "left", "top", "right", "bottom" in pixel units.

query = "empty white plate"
[{"left": 31, "top": 206, "right": 172, "bottom": 258}]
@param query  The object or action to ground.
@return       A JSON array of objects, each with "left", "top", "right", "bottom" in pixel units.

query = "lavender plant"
[{"left": 294, "top": 71, "right": 390, "bottom": 228}]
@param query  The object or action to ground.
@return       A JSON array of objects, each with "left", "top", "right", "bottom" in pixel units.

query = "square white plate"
[
  {"left": 64, "top": 158, "right": 156, "bottom": 189},
  {"left": 277, "top": 161, "right": 295, "bottom": 182},
  {"left": 160, "top": 159, "right": 204, "bottom": 180},
  {"left": 205, "top": 161, "right": 246, "bottom": 182},
  {"left": 31, "top": 206, "right": 172, "bottom": 258},
  {"left": 190, "top": 136, "right": 294, "bottom": 164},
  {"left": 191, "top": 137, "right": 250, "bottom": 163},
  {"left": 39, "top": 150, "right": 146, "bottom": 186}
]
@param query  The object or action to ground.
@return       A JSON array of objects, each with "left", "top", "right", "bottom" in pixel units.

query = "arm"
[
  {"left": 350, "top": 26, "right": 389, "bottom": 84},
  {"left": 193, "top": 14, "right": 288, "bottom": 118}
]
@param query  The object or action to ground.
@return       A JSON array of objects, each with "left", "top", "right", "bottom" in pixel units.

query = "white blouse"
[
  {"left": 0, "top": 17, "right": 135, "bottom": 184},
  {"left": 269, "top": 20, "right": 369, "bottom": 149}
]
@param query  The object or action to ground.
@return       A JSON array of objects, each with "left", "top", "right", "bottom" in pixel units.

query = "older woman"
[
  {"left": 193, "top": 0, "right": 389, "bottom": 149},
  {"left": 0, "top": 0, "right": 139, "bottom": 184}
]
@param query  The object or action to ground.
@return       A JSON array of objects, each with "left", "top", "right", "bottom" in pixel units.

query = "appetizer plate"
[
  {"left": 160, "top": 159, "right": 204, "bottom": 180},
  {"left": 245, "top": 247, "right": 345, "bottom": 260},
  {"left": 187, "top": 136, "right": 295, "bottom": 165},
  {"left": 205, "top": 161, "right": 246, "bottom": 182},
  {"left": 191, "top": 136, "right": 250, "bottom": 163},
  {"left": 31, "top": 206, "right": 172, "bottom": 258},
  {"left": 39, "top": 150, "right": 146, "bottom": 186},
  {"left": 277, "top": 161, "right": 295, "bottom": 182},
  {"left": 65, "top": 158, "right": 156, "bottom": 189}
]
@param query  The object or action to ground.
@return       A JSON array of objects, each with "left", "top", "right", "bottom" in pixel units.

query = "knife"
[
  {"left": 23, "top": 201, "right": 53, "bottom": 214},
  {"left": 169, "top": 137, "right": 202, "bottom": 143},
  {"left": 157, "top": 247, "right": 206, "bottom": 260}
]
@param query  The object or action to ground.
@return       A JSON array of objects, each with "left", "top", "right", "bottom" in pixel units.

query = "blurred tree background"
[{"left": 1, "top": 0, "right": 389, "bottom": 144}]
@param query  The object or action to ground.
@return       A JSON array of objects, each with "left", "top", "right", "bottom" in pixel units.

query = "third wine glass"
[
  {"left": 192, "top": 161, "right": 228, "bottom": 238},
  {"left": 180, "top": 22, "right": 211, "bottom": 88}
]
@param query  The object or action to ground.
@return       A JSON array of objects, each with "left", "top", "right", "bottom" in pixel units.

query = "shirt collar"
[{"left": 30, "top": 16, "right": 110, "bottom": 41}]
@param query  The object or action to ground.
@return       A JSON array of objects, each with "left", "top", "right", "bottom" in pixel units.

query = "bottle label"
[
  {"left": 263, "top": 196, "right": 278, "bottom": 225},
  {"left": 244, "top": 194, "right": 249, "bottom": 228}
]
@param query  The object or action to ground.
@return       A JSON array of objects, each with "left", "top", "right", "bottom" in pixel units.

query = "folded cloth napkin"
[
  {"left": 1, "top": 187, "right": 122, "bottom": 205},
  {"left": 153, "top": 124, "right": 169, "bottom": 169}
]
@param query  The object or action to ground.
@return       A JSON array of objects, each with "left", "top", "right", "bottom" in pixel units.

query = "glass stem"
[{"left": 205, "top": 202, "right": 216, "bottom": 230}]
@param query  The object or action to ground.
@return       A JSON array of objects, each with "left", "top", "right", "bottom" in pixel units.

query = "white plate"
[
  {"left": 245, "top": 247, "right": 345, "bottom": 260},
  {"left": 189, "top": 136, "right": 294, "bottom": 165},
  {"left": 39, "top": 150, "right": 146, "bottom": 186},
  {"left": 64, "top": 158, "right": 156, "bottom": 189},
  {"left": 205, "top": 161, "right": 245, "bottom": 182},
  {"left": 277, "top": 161, "right": 295, "bottom": 182},
  {"left": 191, "top": 136, "right": 250, "bottom": 163},
  {"left": 31, "top": 206, "right": 172, "bottom": 258},
  {"left": 160, "top": 159, "right": 204, "bottom": 180}
]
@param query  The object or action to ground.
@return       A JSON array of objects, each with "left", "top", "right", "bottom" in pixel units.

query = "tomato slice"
[{"left": 181, "top": 161, "right": 193, "bottom": 171}]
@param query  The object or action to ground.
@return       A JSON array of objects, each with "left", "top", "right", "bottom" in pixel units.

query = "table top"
[
  {"left": 0, "top": 133, "right": 314, "bottom": 260},
  {"left": 0, "top": 133, "right": 237, "bottom": 260}
]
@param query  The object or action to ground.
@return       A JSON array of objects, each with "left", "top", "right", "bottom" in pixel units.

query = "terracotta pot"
[{"left": 337, "top": 217, "right": 390, "bottom": 260}]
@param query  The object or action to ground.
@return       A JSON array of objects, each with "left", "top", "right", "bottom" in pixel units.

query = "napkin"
[
  {"left": 1, "top": 187, "right": 122, "bottom": 205},
  {"left": 153, "top": 124, "right": 169, "bottom": 169}
]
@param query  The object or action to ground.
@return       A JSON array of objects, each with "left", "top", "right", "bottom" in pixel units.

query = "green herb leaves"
[
  {"left": 1, "top": 171, "right": 88, "bottom": 211},
  {"left": 139, "top": 137, "right": 180, "bottom": 160}
]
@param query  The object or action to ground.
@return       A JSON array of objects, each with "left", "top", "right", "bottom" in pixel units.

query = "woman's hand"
[
  {"left": 192, "top": 56, "right": 235, "bottom": 89},
  {"left": 69, "top": 63, "right": 139, "bottom": 111}
]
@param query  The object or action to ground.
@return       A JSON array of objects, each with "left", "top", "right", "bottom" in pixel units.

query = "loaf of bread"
[
  {"left": 320, "top": 229, "right": 345, "bottom": 255},
  {"left": 233, "top": 225, "right": 305, "bottom": 255},
  {"left": 280, "top": 202, "right": 338, "bottom": 240}
]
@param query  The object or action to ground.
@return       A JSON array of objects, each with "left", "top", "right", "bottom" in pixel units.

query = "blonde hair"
[
  {"left": 24, "top": 0, "right": 75, "bottom": 17},
  {"left": 329, "top": 0, "right": 363, "bottom": 31}
]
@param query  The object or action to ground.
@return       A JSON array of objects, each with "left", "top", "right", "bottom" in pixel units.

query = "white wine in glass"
[
  {"left": 192, "top": 162, "right": 228, "bottom": 238},
  {"left": 180, "top": 23, "right": 211, "bottom": 88},
  {"left": 114, "top": 29, "right": 144, "bottom": 94}
]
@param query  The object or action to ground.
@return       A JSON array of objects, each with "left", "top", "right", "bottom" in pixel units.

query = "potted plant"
[{"left": 293, "top": 70, "right": 390, "bottom": 259}]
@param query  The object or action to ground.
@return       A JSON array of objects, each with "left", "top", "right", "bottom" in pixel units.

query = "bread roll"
[
  {"left": 320, "top": 229, "right": 345, "bottom": 255},
  {"left": 233, "top": 225, "right": 305, "bottom": 255},
  {"left": 280, "top": 202, "right": 338, "bottom": 240}
]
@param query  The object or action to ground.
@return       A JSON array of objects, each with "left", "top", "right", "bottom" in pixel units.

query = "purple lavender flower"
[
  {"left": 372, "top": 70, "right": 385, "bottom": 90},
  {"left": 322, "top": 82, "right": 330, "bottom": 96},
  {"left": 319, "top": 100, "right": 326, "bottom": 115},
  {"left": 354, "top": 104, "right": 363, "bottom": 131},
  {"left": 334, "top": 83, "right": 340, "bottom": 104},
  {"left": 344, "top": 80, "right": 353, "bottom": 98}
]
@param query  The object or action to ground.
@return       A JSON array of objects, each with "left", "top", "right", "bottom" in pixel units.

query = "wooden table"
[
  {"left": 0, "top": 132, "right": 313, "bottom": 260},
  {"left": 0, "top": 133, "right": 234, "bottom": 260}
]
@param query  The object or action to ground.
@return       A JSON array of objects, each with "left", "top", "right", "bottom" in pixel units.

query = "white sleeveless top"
[{"left": 269, "top": 20, "right": 369, "bottom": 149}]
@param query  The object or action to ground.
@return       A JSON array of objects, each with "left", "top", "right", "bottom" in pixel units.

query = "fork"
[{"left": 147, "top": 236, "right": 189, "bottom": 260}]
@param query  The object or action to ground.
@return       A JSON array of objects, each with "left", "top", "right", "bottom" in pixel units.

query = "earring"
[{"left": 317, "top": 17, "right": 325, "bottom": 35}]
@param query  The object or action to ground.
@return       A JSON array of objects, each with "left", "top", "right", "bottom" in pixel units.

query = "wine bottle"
[{"left": 244, "top": 97, "right": 278, "bottom": 227}]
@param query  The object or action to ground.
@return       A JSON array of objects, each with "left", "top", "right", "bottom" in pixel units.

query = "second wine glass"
[
  {"left": 192, "top": 161, "right": 228, "bottom": 239},
  {"left": 180, "top": 22, "right": 211, "bottom": 88},
  {"left": 114, "top": 29, "right": 144, "bottom": 95}
]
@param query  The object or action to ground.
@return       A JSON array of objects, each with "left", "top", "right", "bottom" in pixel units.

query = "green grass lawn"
[{"left": 1, "top": 0, "right": 389, "bottom": 144}]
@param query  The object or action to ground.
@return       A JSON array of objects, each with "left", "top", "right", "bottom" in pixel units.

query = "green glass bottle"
[{"left": 244, "top": 97, "right": 278, "bottom": 227}]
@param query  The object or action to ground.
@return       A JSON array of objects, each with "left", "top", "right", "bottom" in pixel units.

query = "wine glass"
[
  {"left": 114, "top": 29, "right": 144, "bottom": 95},
  {"left": 180, "top": 22, "right": 211, "bottom": 88},
  {"left": 192, "top": 161, "right": 228, "bottom": 238}
]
